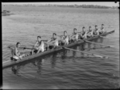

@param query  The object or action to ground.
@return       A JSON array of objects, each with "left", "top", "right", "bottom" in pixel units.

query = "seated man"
[
  {"left": 32, "top": 36, "right": 45, "bottom": 54},
  {"left": 10, "top": 42, "right": 26, "bottom": 61},
  {"left": 60, "top": 31, "right": 70, "bottom": 45},
  {"left": 46, "top": 33, "right": 59, "bottom": 50},
  {"left": 78, "top": 26, "right": 86, "bottom": 40},
  {"left": 70, "top": 28, "right": 79, "bottom": 42},
  {"left": 87, "top": 26, "right": 93, "bottom": 38},
  {"left": 100, "top": 24, "right": 105, "bottom": 34},
  {"left": 93, "top": 25, "right": 98, "bottom": 36}
]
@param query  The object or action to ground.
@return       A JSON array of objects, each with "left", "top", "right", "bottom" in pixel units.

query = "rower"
[
  {"left": 87, "top": 26, "right": 92, "bottom": 38},
  {"left": 82, "top": 30, "right": 88, "bottom": 39},
  {"left": 32, "top": 36, "right": 45, "bottom": 54},
  {"left": 93, "top": 25, "right": 98, "bottom": 36},
  {"left": 82, "top": 26, "right": 91, "bottom": 39},
  {"left": 61, "top": 31, "right": 69, "bottom": 45},
  {"left": 90, "top": 26, "right": 94, "bottom": 37},
  {"left": 100, "top": 24, "right": 105, "bottom": 34},
  {"left": 78, "top": 26, "right": 85, "bottom": 40},
  {"left": 81, "top": 26, "right": 86, "bottom": 36},
  {"left": 10, "top": 42, "right": 26, "bottom": 61},
  {"left": 71, "top": 28, "right": 79, "bottom": 42},
  {"left": 47, "top": 33, "right": 59, "bottom": 49},
  {"left": 8, "top": 42, "right": 27, "bottom": 74}
]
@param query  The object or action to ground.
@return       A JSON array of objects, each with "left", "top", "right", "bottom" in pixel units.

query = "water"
[{"left": 2, "top": 5, "right": 119, "bottom": 89}]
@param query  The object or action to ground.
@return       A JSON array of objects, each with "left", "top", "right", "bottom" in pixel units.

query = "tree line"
[{"left": 2, "top": 4, "right": 119, "bottom": 9}]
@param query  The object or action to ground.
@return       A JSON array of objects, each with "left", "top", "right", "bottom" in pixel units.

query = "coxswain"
[
  {"left": 10, "top": 42, "right": 26, "bottom": 61},
  {"left": 32, "top": 36, "right": 45, "bottom": 54}
]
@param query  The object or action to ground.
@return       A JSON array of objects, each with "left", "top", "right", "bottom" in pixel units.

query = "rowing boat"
[{"left": 3, "top": 30, "right": 115, "bottom": 69}]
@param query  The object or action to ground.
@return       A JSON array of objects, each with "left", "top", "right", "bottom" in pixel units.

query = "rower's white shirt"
[
  {"left": 93, "top": 28, "right": 98, "bottom": 35},
  {"left": 62, "top": 35, "right": 69, "bottom": 44},
  {"left": 52, "top": 37, "right": 59, "bottom": 46},
  {"left": 46, "top": 37, "right": 59, "bottom": 47},
  {"left": 65, "top": 37, "right": 69, "bottom": 44},
  {"left": 75, "top": 34, "right": 79, "bottom": 40},
  {"left": 54, "top": 39, "right": 59, "bottom": 46},
  {"left": 38, "top": 41, "right": 45, "bottom": 52},
  {"left": 90, "top": 30, "right": 94, "bottom": 36},
  {"left": 83, "top": 32, "right": 88, "bottom": 39},
  {"left": 72, "top": 33, "right": 79, "bottom": 40},
  {"left": 34, "top": 40, "right": 45, "bottom": 52},
  {"left": 96, "top": 29, "right": 100, "bottom": 35},
  {"left": 84, "top": 30, "right": 92, "bottom": 38},
  {"left": 87, "top": 30, "right": 92, "bottom": 36},
  {"left": 101, "top": 28, "right": 105, "bottom": 32}
]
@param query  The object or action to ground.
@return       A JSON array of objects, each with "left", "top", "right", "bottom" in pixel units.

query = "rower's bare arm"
[{"left": 34, "top": 41, "right": 38, "bottom": 47}]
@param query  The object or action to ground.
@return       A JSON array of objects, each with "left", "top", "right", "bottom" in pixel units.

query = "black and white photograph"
[{"left": 2, "top": 2, "right": 119, "bottom": 89}]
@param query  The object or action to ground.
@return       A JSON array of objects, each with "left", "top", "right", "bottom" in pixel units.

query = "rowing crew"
[
  {"left": 10, "top": 24, "right": 106, "bottom": 61},
  {"left": 81, "top": 24, "right": 105, "bottom": 39}
]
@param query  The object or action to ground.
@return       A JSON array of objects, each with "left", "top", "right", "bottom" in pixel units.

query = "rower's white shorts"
[
  {"left": 13, "top": 56, "right": 19, "bottom": 60},
  {"left": 13, "top": 54, "right": 25, "bottom": 60}
]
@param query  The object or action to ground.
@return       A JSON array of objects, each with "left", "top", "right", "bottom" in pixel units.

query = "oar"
[
  {"left": 63, "top": 47, "right": 109, "bottom": 59},
  {"left": 77, "top": 32, "right": 81, "bottom": 33},
  {"left": 99, "top": 30, "right": 115, "bottom": 37},
  {"left": 20, "top": 51, "right": 32, "bottom": 55},
  {"left": 86, "top": 47, "right": 112, "bottom": 51},
  {"left": 84, "top": 40, "right": 115, "bottom": 48},
  {"left": 42, "top": 40, "right": 48, "bottom": 42},
  {"left": 99, "top": 35, "right": 106, "bottom": 38},
  {"left": 8, "top": 45, "right": 34, "bottom": 50},
  {"left": 22, "top": 47, "right": 34, "bottom": 50},
  {"left": 8, "top": 45, "right": 27, "bottom": 48}
]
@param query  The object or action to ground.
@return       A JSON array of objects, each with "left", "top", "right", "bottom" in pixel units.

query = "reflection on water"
[
  {"left": 51, "top": 52, "right": 57, "bottom": 68},
  {"left": 12, "top": 37, "right": 105, "bottom": 75}
]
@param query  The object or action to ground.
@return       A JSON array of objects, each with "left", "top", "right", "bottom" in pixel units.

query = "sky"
[{"left": 2, "top": 2, "right": 119, "bottom": 7}]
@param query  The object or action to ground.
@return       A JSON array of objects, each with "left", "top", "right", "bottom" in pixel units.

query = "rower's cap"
[
  {"left": 102, "top": 24, "right": 104, "bottom": 26},
  {"left": 95, "top": 25, "right": 97, "bottom": 27}
]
